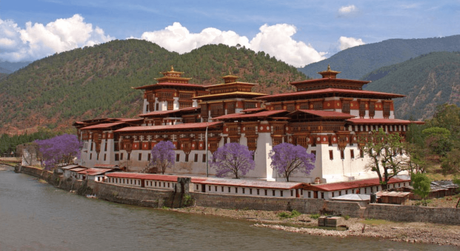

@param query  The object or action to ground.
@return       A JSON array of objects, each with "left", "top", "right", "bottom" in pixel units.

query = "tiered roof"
[{"left": 133, "top": 66, "right": 206, "bottom": 91}]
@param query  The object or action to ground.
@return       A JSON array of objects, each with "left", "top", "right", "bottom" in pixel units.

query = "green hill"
[
  {"left": 0, "top": 39, "right": 305, "bottom": 135},
  {"left": 364, "top": 51, "right": 460, "bottom": 120},
  {"left": 299, "top": 35, "right": 460, "bottom": 80}
]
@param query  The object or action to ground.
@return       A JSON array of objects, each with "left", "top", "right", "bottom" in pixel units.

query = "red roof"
[
  {"left": 241, "top": 107, "right": 266, "bottom": 113},
  {"left": 346, "top": 118, "right": 412, "bottom": 125},
  {"left": 290, "top": 110, "right": 356, "bottom": 119},
  {"left": 134, "top": 82, "right": 206, "bottom": 90},
  {"left": 78, "top": 168, "right": 113, "bottom": 176},
  {"left": 114, "top": 121, "right": 222, "bottom": 133},
  {"left": 94, "top": 164, "right": 119, "bottom": 169},
  {"left": 303, "top": 177, "right": 409, "bottom": 192},
  {"left": 213, "top": 110, "right": 287, "bottom": 120},
  {"left": 192, "top": 178, "right": 303, "bottom": 190},
  {"left": 106, "top": 172, "right": 179, "bottom": 182},
  {"left": 256, "top": 88, "right": 405, "bottom": 100},
  {"left": 290, "top": 78, "right": 370, "bottom": 85},
  {"left": 80, "top": 122, "right": 126, "bottom": 130},
  {"left": 139, "top": 107, "right": 200, "bottom": 117}
]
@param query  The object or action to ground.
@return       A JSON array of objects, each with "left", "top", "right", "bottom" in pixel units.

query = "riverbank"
[
  {"left": 9, "top": 164, "right": 460, "bottom": 247},
  {"left": 171, "top": 206, "right": 460, "bottom": 247}
]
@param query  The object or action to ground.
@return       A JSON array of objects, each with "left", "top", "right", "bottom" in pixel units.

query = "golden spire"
[{"left": 171, "top": 65, "right": 174, "bottom": 71}]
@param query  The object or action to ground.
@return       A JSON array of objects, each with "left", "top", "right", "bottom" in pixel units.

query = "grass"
[{"left": 360, "top": 219, "right": 392, "bottom": 225}]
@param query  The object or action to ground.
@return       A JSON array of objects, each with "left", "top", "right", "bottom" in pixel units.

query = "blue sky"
[{"left": 1, "top": 0, "right": 459, "bottom": 67}]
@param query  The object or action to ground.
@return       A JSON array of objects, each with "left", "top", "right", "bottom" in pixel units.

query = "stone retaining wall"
[
  {"left": 17, "top": 165, "right": 460, "bottom": 225},
  {"left": 192, "top": 193, "right": 365, "bottom": 217}
]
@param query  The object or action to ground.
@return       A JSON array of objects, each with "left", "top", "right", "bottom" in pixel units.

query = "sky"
[{"left": 1, "top": 0, "right": 459, "bottom": 67}]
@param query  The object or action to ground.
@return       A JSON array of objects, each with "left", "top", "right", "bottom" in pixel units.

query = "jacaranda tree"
[
  {"left": 150, "top": 140, "right": 175, "bottom": 174},
  {"left": 269, "top": 143, "right": 315, "bottom": 182},
  {"left": 35, "top": 134, "right": 81, "bottom": 170},
  {"left": 210, "top": 143, "right": 255, "bottom": 179}
]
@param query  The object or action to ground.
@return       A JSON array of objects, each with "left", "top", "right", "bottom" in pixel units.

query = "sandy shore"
[{"left": 172, "top": 206, "right": 460, "bottom": 247}]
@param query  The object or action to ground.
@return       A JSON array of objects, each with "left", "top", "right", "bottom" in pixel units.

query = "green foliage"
[
  {"left": 300, "top": 35, "right": 460, "bottom": 80},
  {"left": 278, "top": 210, "right": 301, "bottom": 219},
  {"left": 0, "top": 40, "right": 305, "bottom": 133},
  {"left": 182, "top": 194, "right": 193, "bottom": 207},
  {"left": 364, "top": 52, "right": 460, "bottom": 120},
  {"left": 360, "top": 128, "right": 408, "bottom": 189},
  {"left": 0, "top": 128, "right": 57, "bottom": 156},
  {"left": 310, "top": 213, "right": 320, "bottom": 219},
  {"left": 411, "top": 173, "right": 431, "bottom": 204}
]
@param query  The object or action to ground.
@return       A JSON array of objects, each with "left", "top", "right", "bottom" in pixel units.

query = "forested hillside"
[
  {"left": 299, "top": 35, "right": 460, "bottom": 80},
  {"left": 364, "top": 52, "right": 460, "bottom": 120},
  {"left": 0, "top": 39, "right": 305, "bottom": 135}
]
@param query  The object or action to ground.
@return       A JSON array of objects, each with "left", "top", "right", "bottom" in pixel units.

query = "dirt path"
[{"left": 172, "top": 206, "right": 460, "bottom": 247}]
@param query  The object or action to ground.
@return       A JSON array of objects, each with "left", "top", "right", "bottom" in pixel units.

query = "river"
[{"left": 0, "top": 166, "right": 456, "bottom": 251}]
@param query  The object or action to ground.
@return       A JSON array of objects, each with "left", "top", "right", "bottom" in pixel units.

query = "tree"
[
  {"left": 210, "top": 143, "right": 255, "bottom": 179},
  {"left": 150, "top": 141, "right": 175, "bottom": 174},
  {"left": 441, "top": 148, "right": 460, "bottom": 174},
  {"left": 422, "top": 127, "right": 452, "bottom": 157},
  {"left": 35, "top": 134, "right": 81, "bottom": 170},
  {"left": 360, "top": 128, "right": 408, "bottom": 190},
  {"left": 411, "top": 173, "right": 431, "bottom": 206},
  {"left": 269, "top": 143, "right": 315, "bottom": 182}
]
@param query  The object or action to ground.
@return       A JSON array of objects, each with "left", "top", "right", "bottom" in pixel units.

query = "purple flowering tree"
[
  {"left": 35, "top": 134, "right": 81, "bottom": 170},
  {"left": 210, "top": 143, "right": 255, "bottom": 179},
  {"left": 269, "top": 143, "right": 315, "bottom": 182},
  {"left": 150, "top": 140, "right": 175, "bottom": 174}
]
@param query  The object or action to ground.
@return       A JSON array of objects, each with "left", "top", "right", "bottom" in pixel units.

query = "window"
[
  {"left": 257, "top": 189, "right": 260, "bottom": 195},
  {"left": 329, "top": 150, "right": 333, "bottom": 160},
  {"left": 242, "top": 188, "right": 245, "bottom": 194},
  {"left": 127, "top": 153, "right": 131, "bottom": 161},
  {"left": 120, "top": 153, "right": 124, "bottom": 160},
  {"left": 194, "top": 154, "right": 198, "bottom": 162},
  {"left": 383, "top": 102, "right": 391, "bottom": 118},
  {"left": 148, "top": 154, "right": 151, "bottom": 161},
  {"left": 89, "top": 153, "right": 92, "bottom": 160},
  {"left": 228, "top": 187, "right": 231, "bottom": 193},
  {"left": 176, "top": 154, "right": 180, "bottom": 162},
  {"left": 104, "top": 142, "right": 107, "bottom": 151},
  {"left": 235, "top": 187, "right": 238, "bottom": 193},
  {"left": 272, "top": 190, "right": 276, "bottom": 196},
  {"left": 311, "top": 151, "right": 316, "bottom": 157},
  {"left": 350, "top": 150, "right": 355, "bottom": 159},
  {"left": 185, "top": 154, "right": 189, "bottom": 162},
  {"left": 115, "top": 153, "right": 119, "bottom": 161},
  {"left": 342, "top": 101, "right": 350, "bottom": 114},
  {"left": 250, "top": 189, "right": 252, "bottom": 195},
  {"left": 313, "top": 101, "right": 323, "bottom": 110},
  {"left": 265, "top": 190, "right": 268, "bottom": 196},
  {"left": 138, "top": 153, "right": 142, "bottom": 161},
  {"left": 359, "top": 101, "right": 366, "bottom": 118},
  {"left": 369, "top": 102, "right": 375, "bottom": 118},
  {"left": 167, "top": 101, "right": 173, "bottom": 110},
  {"left": 280, "top": 191, "right": 283, "bottom": 197},
  {"left": 202, "top": 154, "right": 207, "bottom": 162},
  {"left": 104, "top": 154, "right": 107, "bottom": 161},
  {"left": 340, "top": 150, "right": 345, "bottom": 159},
  {"left": 360, "top": 149, "right": 364, "bottom": 158}
]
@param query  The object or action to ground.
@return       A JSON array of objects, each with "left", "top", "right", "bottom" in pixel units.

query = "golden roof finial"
[
  {"left": 327, "top": 64, "right": 331, "bottom": 71},
  {"left": 171, "top": 65, "right": 174, "bottom": 71}
]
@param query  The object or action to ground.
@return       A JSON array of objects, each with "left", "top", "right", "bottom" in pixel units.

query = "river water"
[{"left": 0, "top": 166, "right": 456, "bottom": 251}]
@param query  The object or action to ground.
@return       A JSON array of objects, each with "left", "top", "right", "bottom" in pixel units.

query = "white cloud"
[
  {"left": 338, "top": 36, "right": 365, "bottom": 50},
  {"left": 141, "top": 22, "right": 326, "bottom": 67},
  {"left": 141, "top": 22, "right": 250, "bottom": 54},
  {"left": 0, "top": 14, "right": 113, "bottom": 62},
  {"left": 249, "top": 24, "right": 326, "bottom": 67},
  {"left": 338, "top": 5, "right": 358, "bottom": 17}
]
